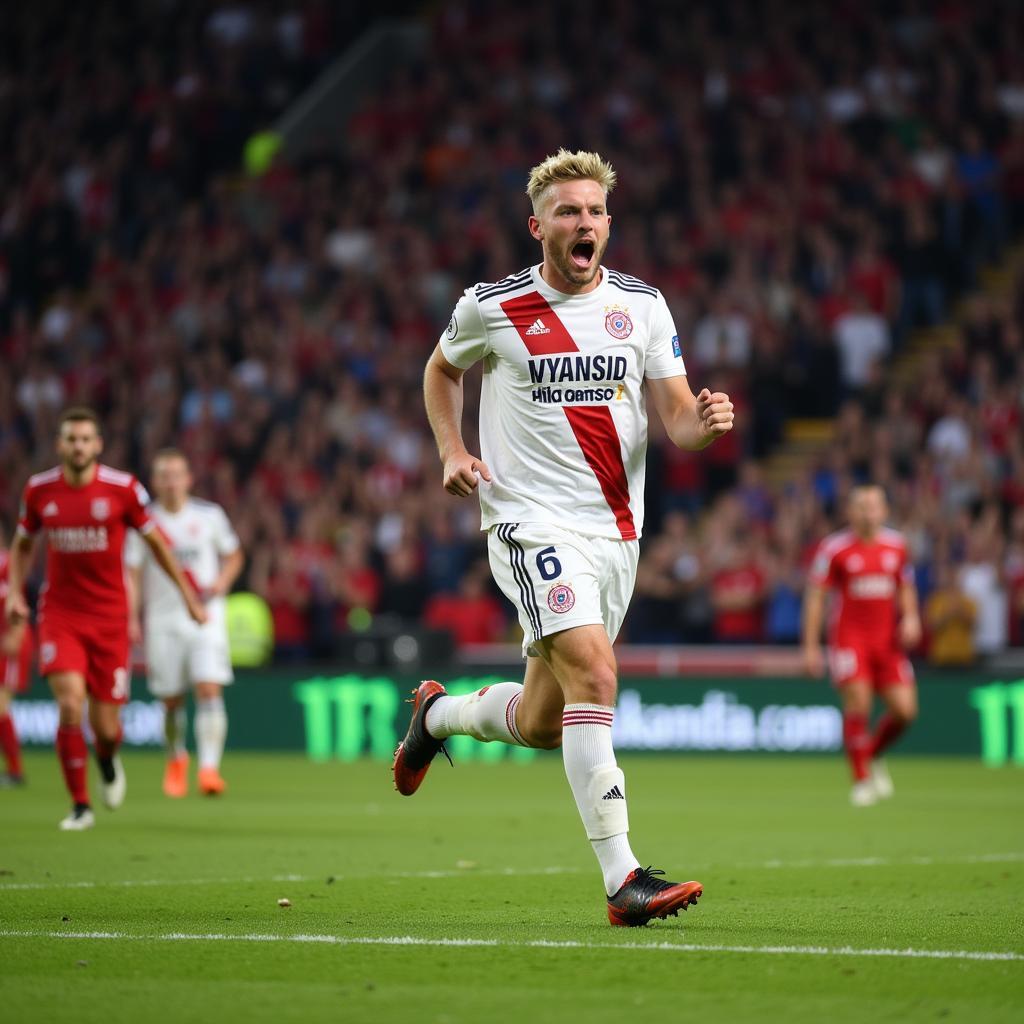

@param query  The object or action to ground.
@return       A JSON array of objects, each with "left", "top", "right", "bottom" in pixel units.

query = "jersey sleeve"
[
  {"left": 643, "top": 291, "right": 687, "bottom": 380},
  {"left": 212, "top": 506, "right": 241, "bottom": 557},
  {"left": 809, "top": 542, "right": 838, "bottom": 588},
  {"left": 439, "top": 288, "right": 490, "bottom": 369},
  {"left": 15, "top": 484, "right": 40, "bottom": 538},
  {"left": 124, "top": 479, "right": 155, "bottom": 534},
  {"left": 123, "top": 528, "right": 148, "bottom": 569}
]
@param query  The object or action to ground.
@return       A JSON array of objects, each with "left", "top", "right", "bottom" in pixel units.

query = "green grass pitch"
[{"left": 1, "top": 751, "right": 1022, "bottom": 1023}]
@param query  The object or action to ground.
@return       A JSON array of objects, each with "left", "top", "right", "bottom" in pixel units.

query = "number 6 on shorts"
[{"left": 536, "top": 546, "right": 562, "bottom": 580}]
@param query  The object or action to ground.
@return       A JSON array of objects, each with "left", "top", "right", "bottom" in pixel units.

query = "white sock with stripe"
[
  {"left": 562, "top": 703, "right": 640, "bottom": 896},
  {"left": 425, "top": 683, "right": 525, "bottom": 745},
  {"left": 195, "top": 696, "right": 228, "bottom": 770}
]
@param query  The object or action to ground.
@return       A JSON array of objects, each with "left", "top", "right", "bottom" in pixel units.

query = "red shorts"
[
  {"left": 1, "top": 627, "right": 34, "bottom": 694},
  {"left": 829, "top": 643, "right": 914, "bottom": 690},
  {"left": 37, "top": 611, "right": 131, "bottom": 704}
]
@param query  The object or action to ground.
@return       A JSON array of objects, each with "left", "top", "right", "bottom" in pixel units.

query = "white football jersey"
[
  {"left": 125, "top": 497, "right": 240, "bottom": 629},
  {"left": 440, "top": 264, "right": 686, "bottom": 540}
]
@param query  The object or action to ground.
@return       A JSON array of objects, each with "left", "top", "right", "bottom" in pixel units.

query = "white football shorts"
[
  {"left": 487, "top": 522, "right": 640, "bottom": 658},
  {"left": 144, "top": 621, "right": 234, "bottom": 697}
]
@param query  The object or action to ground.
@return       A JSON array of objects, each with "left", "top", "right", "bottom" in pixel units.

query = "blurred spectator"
[
  {"left": 763, "top": 546, "right": 805, "bottom": 645},
  {"left": 377, "top": 542, "right": 430, "bottom": 622},
  {"left": 896, "top": 204, "right": 946, "bottom": 333},
  {"left": 833, "top": 291, "right": 890, "bottom": 394},
  {"left": 958, "top": 529, "right": 1008, "bottom": 656},
  {"left": 250, "top": 549, "right": 311, "bottom": 661},
  {"left": 631, "top": 511, "right": 712, "bottom": 643},
  {"left": 924, "top": 562, "right": 977, "bottom": 667},
  {"left": 710, "top": 537, "right": 766, "bottom": 643},
  {"left": 927, "top": 397, "right": 973, "bottom": 463},
  {"left": 423, "top": 564, "right": 507, "bottom": 648}
]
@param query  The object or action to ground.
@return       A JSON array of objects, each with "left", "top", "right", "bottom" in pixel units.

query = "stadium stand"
[{"left": 2, "top": 0, "right": 1022, "bottom": 660}]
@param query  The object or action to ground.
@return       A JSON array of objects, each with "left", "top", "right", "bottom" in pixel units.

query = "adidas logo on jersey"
[
  {"left": 43, "top": 501, "right": 59, "bottom": 517},
  {"left": 602, "top": 785, "right": 625, "bottom": 800},
  {"left": 525, "top": 319, "right": 551, "bottom": 335}
]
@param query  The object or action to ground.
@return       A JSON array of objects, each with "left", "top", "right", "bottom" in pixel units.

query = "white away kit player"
[
  {"left": 126, "top": 449, "right": 244, "bottom": 797},
  {"left": 394, "top": 149, "right": 735, "bottom": 926}
]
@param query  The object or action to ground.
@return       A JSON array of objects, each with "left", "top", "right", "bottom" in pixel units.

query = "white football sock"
[
  {"left": 165, "top": 704, "right": 187, "bottom": 758},
  {"left": 195, "top": 695, "right": 228, "bottom": 770},
  {"left": 425, "top": 682, "right": 525, "bottom": 745},
  {"left": 562, "top": 703, "right": 640, "bottom": 896}
]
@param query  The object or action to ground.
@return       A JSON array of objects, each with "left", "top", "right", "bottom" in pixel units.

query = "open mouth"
[{"left": 570, "top": 239, "right": 595, "bottom": 269}]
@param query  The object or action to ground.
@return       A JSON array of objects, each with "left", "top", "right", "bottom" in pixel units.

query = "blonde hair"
[{"left": 526, "top": 148, "right": 617, "bottom": 214}]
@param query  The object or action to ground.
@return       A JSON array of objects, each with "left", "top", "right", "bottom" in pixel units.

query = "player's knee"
[
  {"left": 57, "top": 698, "right": 83, "bottom": 725},
  {"left": 893, "top": 703, "right": 917, "bottom": 725}
]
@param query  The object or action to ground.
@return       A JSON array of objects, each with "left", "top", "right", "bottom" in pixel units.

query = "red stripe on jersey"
[
  {"left": 500, "top": 291, "right": 578, "bottom": 355},
  {"left": 563, "top": 405, "right": 635, "bottom": 540},
  {"left": 500, "top": 290, "right": 636, "bottom": 540}
]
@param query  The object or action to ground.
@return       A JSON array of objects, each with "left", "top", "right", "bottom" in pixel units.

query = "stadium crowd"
[{"left": 2, "top": 0, "right": 1023, "bottom": 661}]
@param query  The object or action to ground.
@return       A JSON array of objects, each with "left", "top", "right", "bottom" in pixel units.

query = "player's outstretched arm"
[
  {"left": 424, "top": 343, "right": 492, "bottom": 497},
  {"left": 801, "top": 584, "right": 827, "bottom": 678},
  {"left": 646, "top": 375, "right": 734, "bottom": 451},
  {"left": 4, "top": 533, "right": 34, "bottom": 626},
  {"left": 142, "top": 529, "right": 208, "bottom": 625}
]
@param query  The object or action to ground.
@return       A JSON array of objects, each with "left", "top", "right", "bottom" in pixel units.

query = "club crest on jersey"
[
  {"left": 446, "top": 315, "right": 458, "bottom": 340},
  {"left": 91, "top": 498, "right": 111, "bottom": 521},
  {"left": 882, "top": 551, "right": 899, "bottom": 572},
  {"left": 547, "top": 583, "right": 575, "bottom": 614},
  {"left": 604, "top": 307, "right": 633, "bottom": 340}
]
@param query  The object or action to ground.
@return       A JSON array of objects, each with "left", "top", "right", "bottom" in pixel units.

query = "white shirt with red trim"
[
  {"left": 125, "top": 498, "right": 239, "bottom": 631},
  {"left": 440, "top": 264, "right": 686, "bottom": 540},
  {"left": 16, "top": 464, "right": 153, "bottom": 621}
]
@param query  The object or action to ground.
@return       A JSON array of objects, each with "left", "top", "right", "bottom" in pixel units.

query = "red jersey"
[
  {"left": 810, "top": 528, "right": 912, "bottom": 648},
  {"left": 16, "top": 464, "right": 153, "bottom": 621}
]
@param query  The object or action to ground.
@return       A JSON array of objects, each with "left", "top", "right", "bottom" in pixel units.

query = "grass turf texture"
[{"left": 0, "top": 752, "right": 1021, "bottom": 1024}]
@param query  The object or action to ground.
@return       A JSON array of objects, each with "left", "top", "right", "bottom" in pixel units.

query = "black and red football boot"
[
  {"left": 392, "top": 680, "right": 452, "bottom": 796},
  {"left": 607, "top": 867, "right": 703, "bottom": 927}
]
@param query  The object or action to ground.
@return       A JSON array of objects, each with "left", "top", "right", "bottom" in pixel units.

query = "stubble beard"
[{"left": 64, "top": 452, "right": 97, "bottom": 478}]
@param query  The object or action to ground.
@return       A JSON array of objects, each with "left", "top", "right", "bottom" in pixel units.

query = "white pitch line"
[
  {"left": 0, "top": 866, "right": 581, "bottom": 892},
  {"left": 2, "top": 852, "right": 1019, "bottom": 893},
  {"left": 0, "top": 929, "right": 1019, "bottom": 963},
  {"left": 755, "top": 852, "right": 1024, "bottom": 870}
]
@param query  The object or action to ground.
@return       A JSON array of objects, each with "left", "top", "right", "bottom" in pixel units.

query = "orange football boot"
[
  {"left": 198, "top": 767, "right": 227, "bottom": 796},
  {"left": 162, "top": 753, "right": 189, "bottom": 799},
  {"left": 607, "top": 867, "right": 703, "bottom": 927}
]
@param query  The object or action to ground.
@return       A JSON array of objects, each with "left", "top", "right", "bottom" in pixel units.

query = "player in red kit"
[
  {"left": 0, "top": 527, "right": 34, "bottom": 786},
  {"left": 802, "top": 485, "right": 922, "bottom": 806},
  {"left": 4, "top": 409, "right": 207, "bottom": 830}
]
